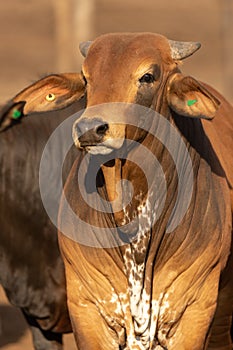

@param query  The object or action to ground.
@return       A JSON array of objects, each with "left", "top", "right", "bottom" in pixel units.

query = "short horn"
[
  {"left": 79, "top": 41, "right": 93, "bottom": 57},
  {"left": 168, "top": 40, "right": 201, "bottom": 60}
]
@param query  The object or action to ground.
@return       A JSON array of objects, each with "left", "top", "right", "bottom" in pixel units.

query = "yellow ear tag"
[{"left": 46, "top": 93, "right": 56, "bottom": 102}]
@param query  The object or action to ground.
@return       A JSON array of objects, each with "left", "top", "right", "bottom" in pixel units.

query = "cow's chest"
[{"left": 120, "top": 199, "right": 159, "bottom": 349}]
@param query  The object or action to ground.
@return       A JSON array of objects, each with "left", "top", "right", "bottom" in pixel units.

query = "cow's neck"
[
  {"left": 101, "top": 158, "right": 126, "bottom": 225},
  {"left": 101, "top": 154, "right": 156, "bottom": 340},
  {"left": 100, "top": 106, "right": 201, "bottom": 342},
  {"left": 101, "top": 114, "right": 179, "bottom": 231}
]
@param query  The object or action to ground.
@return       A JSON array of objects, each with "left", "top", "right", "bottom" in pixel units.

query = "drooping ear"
[
  {"left": 0, "top": 101, "right": 26, "bottom": 132},
  {"left": 0, "top": 73, "right": 86, "bottom": 132},
  {"left": 79, "top": 41, "right": 93, "bottom": 57},
  {"left": 13, "top": 73, "right": 86, "bottom": 115},
  {"left": 167, "top": 73, "right": 220, "bottom": 120}
]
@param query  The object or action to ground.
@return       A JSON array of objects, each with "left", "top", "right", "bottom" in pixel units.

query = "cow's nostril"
[
  {"left": 74, "top": 119, "right": 109, "bottom": 146},
  {"left": 96, "top": 123, "right": 109, "bottom": 135}
]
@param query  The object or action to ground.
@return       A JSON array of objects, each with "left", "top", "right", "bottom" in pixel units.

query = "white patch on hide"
[{"left": 123, "top": 197, "right": 155, "bottom": 349}]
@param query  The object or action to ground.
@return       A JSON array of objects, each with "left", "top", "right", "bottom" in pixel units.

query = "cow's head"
[
  {"left": 0, "top": 73, "right": 85, "bottom": 132},
  {"left": 73, "top": 33, "right": 219, "bottom": 155}
]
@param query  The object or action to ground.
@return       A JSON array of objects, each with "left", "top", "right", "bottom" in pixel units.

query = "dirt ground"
[{"left": 0, "top": 0, "right": 232, "bottom": 349}]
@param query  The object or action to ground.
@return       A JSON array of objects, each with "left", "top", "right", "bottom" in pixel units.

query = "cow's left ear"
[
  {"left": 0, "top": 73, "right": 86, "bottom": 132},
  {"left": 167, "top": 73, "right": 220, "bottom": 120},
  {"left": 14, "top": 73, "right": 86, "bottom": 115}
]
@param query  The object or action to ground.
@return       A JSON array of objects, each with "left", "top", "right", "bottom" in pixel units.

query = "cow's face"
[{"left": 73, "top": 33, "right": 219, "bottom": 155}]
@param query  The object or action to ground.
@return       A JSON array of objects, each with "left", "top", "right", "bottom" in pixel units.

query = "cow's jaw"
[
  {"left": 85, "top": 145, "right": 113, "bottom": 155},
  {"left": 85, "top": 138, "right": 125, "bottom": 155}
]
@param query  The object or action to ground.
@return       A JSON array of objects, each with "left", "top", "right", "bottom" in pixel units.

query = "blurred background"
[
  {"left": 0, "top": 0, "right": 232, "bottom": 105},
  {"left": 0, "top": 0, "right": 232, "bottom": 349}
]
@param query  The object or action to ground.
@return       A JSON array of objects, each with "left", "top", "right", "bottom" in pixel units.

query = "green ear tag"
[
  {"left": 187, "top": 99, "right": 198, "bottom": 106},
  {"left": 12, "top": 109, "right": 22, "bottom": 120}
]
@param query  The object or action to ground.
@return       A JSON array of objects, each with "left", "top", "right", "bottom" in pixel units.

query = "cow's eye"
[{"left": 139, "top": 73, "right": 155, "bottom": 84}]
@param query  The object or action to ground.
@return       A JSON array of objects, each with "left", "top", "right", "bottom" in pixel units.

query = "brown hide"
[
  {"left": 201, "top": 85, "right": 233, "bottom": 208},
  {"left": 59, "top": 33, "right": 233, "bottom": 350}
]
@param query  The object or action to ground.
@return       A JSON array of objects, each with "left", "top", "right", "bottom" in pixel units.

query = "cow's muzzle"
[
  {"left": 72, "top": 104, "right": 126, "bottom": 155},
  {"left": 73, "top": 117, "right": 110, "bottom": 149}
]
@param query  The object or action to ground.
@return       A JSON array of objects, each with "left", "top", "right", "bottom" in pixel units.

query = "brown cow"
[{"left": 58, "top": 33, "right": 233, "bottom": 349}]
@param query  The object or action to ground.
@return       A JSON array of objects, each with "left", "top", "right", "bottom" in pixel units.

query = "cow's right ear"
[{"left": 166, "top": 73, "right": 220, "bottom": 120}]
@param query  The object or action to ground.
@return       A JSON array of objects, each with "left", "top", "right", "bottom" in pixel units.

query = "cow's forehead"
[{"left": 82, "top": 33, "right": 174, "bottom": 77}]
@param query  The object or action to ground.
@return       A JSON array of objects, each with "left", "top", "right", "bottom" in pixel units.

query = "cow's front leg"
[
  {"left": 206, "top": 249, "right": 233, "bottom": 350},
  {"left": 64, "top": 257, "right": 120, "bottom": 350},
  {"left": 157, "top": 267, "right": 220, "bottom": 350},
  {"left": 68, "top": 300, "right": 119, "bottom": 350}
]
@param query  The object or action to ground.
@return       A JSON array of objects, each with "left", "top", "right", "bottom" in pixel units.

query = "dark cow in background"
[
  {"left": 58, "top": 33, "right": 233, "bottom": 349},
  {"left": 0, "top": 74, "right": 85, "bottom": 349}
]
